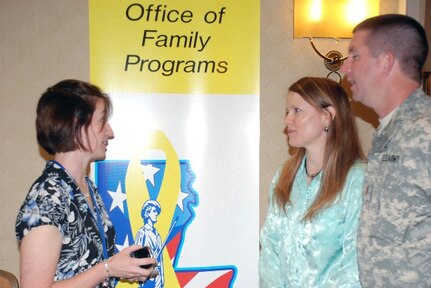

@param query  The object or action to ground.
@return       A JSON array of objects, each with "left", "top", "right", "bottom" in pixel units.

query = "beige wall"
[
  {"left": 0, "top": 1, "right": 90, "bottom": 277},
  {"left": 0, "top": 0, "right": 408, "bottom": 280}
]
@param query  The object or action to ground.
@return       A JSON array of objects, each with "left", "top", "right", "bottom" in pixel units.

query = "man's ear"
[{"left": 381, "top": 51, "right": 395, "bottom": 77}]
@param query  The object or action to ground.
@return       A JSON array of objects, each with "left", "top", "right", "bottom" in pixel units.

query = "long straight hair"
[{"left": 274, "top": 77, "right": 365, "bottom": 220}]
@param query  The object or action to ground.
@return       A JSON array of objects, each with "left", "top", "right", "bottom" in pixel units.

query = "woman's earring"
[{"left": 324, "top": 126, "right": 329, "bottom": 133}]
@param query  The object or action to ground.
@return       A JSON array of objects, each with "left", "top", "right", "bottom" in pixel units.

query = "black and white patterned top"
[{"left": 16, "top": 160, "right": 116, "bottom": 287}]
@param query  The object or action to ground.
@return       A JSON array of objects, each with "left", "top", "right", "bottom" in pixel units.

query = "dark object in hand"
[{"left": 133, "top": 246, "right": 153, "bottom": 269}]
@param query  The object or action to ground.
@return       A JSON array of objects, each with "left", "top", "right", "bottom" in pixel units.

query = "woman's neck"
[
  {"left": 305, "top": 149, "right": 323, "bottom": 175},
  {"left": 54, "top": 151, "right": 89, "bottom": 187}
]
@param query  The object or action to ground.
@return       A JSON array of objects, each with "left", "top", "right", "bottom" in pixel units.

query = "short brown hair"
[
  {"left": 36, "top": 79, "right": 112, "bottom": 155},
  {"left": 353, "top": 14, "right": 428, "bottom": 82}
]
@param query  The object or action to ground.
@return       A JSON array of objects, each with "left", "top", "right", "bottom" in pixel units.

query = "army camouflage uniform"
[{"left": 358, "top": 89, "right": 431, "bottom": 287}]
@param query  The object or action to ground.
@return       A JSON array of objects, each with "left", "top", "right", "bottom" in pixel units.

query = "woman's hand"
[{"left": 107, "top": 244, "right": 157, "bottom": 280}]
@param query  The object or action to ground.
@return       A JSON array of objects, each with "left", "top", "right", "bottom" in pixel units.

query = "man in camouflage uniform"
[{"left": 341, "top": 14, "right": 431, "bottom": 287}]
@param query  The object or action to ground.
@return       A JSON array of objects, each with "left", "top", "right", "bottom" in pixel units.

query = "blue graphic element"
[{"left": 94, "top": 159, "right": 237, "bottom": 287}]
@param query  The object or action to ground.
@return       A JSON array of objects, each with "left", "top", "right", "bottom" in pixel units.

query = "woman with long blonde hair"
[{"left": 260, "top": 77, "right": 365, "bottom": 287}]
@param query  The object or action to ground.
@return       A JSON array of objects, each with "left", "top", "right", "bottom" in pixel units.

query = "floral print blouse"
[{"left": 16, "top": 160, "right": 116, "bottom": 287}]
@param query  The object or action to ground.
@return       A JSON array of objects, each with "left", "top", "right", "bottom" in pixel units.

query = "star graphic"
[
  {"left": 108, "top": 182, "right": 127, "bottom": 213},
  {"left": 177, "top": 190, "right": 189, "bottom": 211},
  {"left": 141, "top": 164, "right": 160, "bottom": 186},
  {"left": 116, "top": 234, "right": 130, "bottom": 252}
]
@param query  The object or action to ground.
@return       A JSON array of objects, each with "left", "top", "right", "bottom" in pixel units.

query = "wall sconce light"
[{"left": 294, "top": 0, "right": 379, "bottom": 80}]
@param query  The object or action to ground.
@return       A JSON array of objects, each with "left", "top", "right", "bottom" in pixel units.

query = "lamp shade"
[{"left": 294, "top": 0, "right": 380, "bottom": 38}]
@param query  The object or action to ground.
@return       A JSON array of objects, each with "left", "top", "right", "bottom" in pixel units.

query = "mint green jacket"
[{"left": 260, "top": 159, "right": 365, "bottom": 288}]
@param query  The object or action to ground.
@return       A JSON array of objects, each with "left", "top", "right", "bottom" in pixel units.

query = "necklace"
[
  {"left": 306, "top": 170, "right": 322, "bottom": 179},
  {"left": 305, "top": 161, "right": 322, "bottom": 179}
]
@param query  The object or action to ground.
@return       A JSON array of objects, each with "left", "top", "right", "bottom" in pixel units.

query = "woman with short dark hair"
[{"left": 16, "top": 79, "right": 156, "bottom": 288}]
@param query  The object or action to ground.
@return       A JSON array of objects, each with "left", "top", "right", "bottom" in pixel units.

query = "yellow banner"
[
  {"left": 89, "top": 0, "right": 259, "bottom": 94},
  {"left": 90, "top": 0, "right": 260, "bottom": 286}
]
